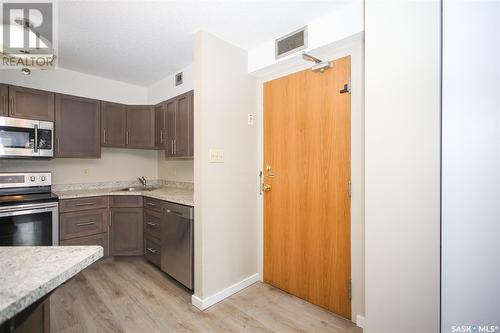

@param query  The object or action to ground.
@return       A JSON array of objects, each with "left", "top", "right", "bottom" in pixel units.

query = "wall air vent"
[
  {"left": 175, "top": 72, "right": 183, "bottom": 86},
  {"left": 275, "top": 26, "right": 308, "bottom": 59}
]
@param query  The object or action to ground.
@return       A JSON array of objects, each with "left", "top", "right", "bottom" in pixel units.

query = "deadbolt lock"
[{"left": 263, "top": 184, "right": 272, "bottom": 192}]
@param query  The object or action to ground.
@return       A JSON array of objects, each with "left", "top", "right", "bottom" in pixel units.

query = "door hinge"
[
  {"left": 340, "top": 81, "right": 351, "bottom": 94},
  {"left": 348, "top": 180, "right": 352, "bottom": 198},
  {"left": 348, "top": 279, "right": 352, "bottom": 301}
]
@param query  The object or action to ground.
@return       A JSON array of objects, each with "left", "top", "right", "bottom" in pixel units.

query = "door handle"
[{"left": 263, "top": 184, "right": 272, "bottom": 192}]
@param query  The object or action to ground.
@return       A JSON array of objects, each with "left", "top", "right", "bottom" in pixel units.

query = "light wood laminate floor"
[{"left": 51, "top": 257, "right": 362, "bottom": 333}]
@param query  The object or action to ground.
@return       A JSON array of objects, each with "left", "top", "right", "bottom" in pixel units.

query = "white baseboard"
[
  {"left": 191, "top": 273, "right": 260, "bottom": 310},
  {"left": 356, "top": 314, "right": 366, "bottom": 328}
]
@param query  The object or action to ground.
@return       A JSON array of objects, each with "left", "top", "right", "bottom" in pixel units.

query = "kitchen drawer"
[
  {"left": 143, "top": 197, "right": 164, "bottom": 212},
  {"left": 144, "top": 209, "right": 161, "bottom": 239},
  {"left": 60, "top": 232, "right": 109, "bottom": 257},
  {"left": 60, "top": 196, "right": 108, "bottom": 213},
  {"left": 60, "top": 208, "right": 108, "bottom": 240},
  {"left": 144, "top": 235, "right": 161, "bottom": 267},
  {"left": 110, "top": 195, "right": 143, "bottom": 208}
]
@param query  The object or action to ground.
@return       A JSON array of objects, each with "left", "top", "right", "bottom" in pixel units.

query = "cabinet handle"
[
  {"left": 9, "top": 97, "right": 14, "bottom": 115},
  {"left": 103, "top": 129, "right": 106, "bottom": 144},
  {"left": 57, "top": 138, "right": 60, "bottom": 153},
  {"left": 160, "top": 129, "right": 163, "bottom": 145},
  {"left": 146, "top": 247, "right": 158, "bottom": 254},
  {"left": 173, "top": 139, "right": 176, "bottom": 155},
  {"left": 109, "top": 210, "right": 112, "bottom": 227},
  {"left": 146, "top": 222, "right": 157, "bottom": 226},
  {"left": 126, "top": 131, "right": 129, "bottom": 145},
  {"left": 75, "top": 202, "right": 95, "bottom": 207},
  {"left": 2, "top": 96, "right": 6, "bottom": 115},
  {"left": 146, "top": 202, "right": 156, "bottom": 207},
  {"left": 76, "top": 221, "right": 95, "bottom": 227}
]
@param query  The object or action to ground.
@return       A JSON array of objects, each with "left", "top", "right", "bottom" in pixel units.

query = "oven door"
[{"left": 0, "top": 202, "right": 59, "bottom": 246}]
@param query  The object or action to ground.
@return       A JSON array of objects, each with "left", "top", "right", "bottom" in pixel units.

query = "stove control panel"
[{"left": 0, "top": 172, "right": 52, "bottom": 188}]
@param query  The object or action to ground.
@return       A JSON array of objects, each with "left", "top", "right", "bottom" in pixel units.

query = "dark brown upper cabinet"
[
  {"left": 8, "top": 86, "right": 54, "bottom": 121},
  {"left": 55, "top": 94, "right": 101, "bottom": 158},
  {"left": 163, "top": 90, "right": 194, "bottom": 159},
  {"left": 126, "top": 105, "right": 155, "bottom": 149},
  {"left": 101, "top": 101, "right": 127, "bottom": 148},
  {"left": 0, "top": 84, "right": 8, "bottom": 117},
  {"left": 154, "top": 102, "right": 165, "bottom": 149}
]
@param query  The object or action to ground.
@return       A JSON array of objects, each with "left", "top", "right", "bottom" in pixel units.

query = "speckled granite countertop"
[
  {"left": 0, "top": 246, "right": 103, "bottom": 323},
  {"left": 54, "top": 187, "right": 194, "bottom": 207}
]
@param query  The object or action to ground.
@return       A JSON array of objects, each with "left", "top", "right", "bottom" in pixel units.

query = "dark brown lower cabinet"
[
  {"left": 110, "top": 206, "right": 143, "bottom": 256},
  {"left": 59, "top": 197, "right": 109, "bottom": 256},
  {"left": 1, "top": 298, "right": 50, "bottom": 333},
  {"left": 60, "top": 233, "right": 109, "bottom": 257}
]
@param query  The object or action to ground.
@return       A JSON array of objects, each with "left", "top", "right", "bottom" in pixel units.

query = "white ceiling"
[{"left": 58, "top": 1, "right": 348, "bottom": 86}]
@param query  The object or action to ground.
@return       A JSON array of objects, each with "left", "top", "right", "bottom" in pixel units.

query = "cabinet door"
[
  {"left": 101, "top": 101, "right": 126, "bottom": 147},
  {"left": 126, "top": 105, "right": 155, "bottom": 148},
  {"left": 55, "top": 94, "right": 101, "bottom": 158},
  {"left": 8, "top": 86, "right": 54, "bottom": 121},
  {"left": 0, "top": 84, "right": 8, "bottom": 116},
  {"left": 174, "top": 92, "right": 192, "bottom": 157},
  {"left": 110, "top": 207, "right": 143, "bottom": 256},
  {"left": 154, "top": 102, "right": 165, "bottom": 149},
  {"left": 164, "top": 98, "right": 176, "bottom": 157}
]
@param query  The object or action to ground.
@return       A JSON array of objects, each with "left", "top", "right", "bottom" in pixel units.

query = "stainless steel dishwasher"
[{"left": 161, "top": 202, "right": 194, "bottom": 290}]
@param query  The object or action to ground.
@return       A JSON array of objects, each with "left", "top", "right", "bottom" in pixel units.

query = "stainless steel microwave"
[{"left": 0, "top": 116, "right": 54, "bottom": 158}]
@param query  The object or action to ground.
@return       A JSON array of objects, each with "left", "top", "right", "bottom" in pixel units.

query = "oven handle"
[{"left": 0, "top": 203, "right": 58, "bottom": 218}]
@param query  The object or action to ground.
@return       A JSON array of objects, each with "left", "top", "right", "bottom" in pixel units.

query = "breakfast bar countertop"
[{"left": 0, "top": 246, "right": 103, "bottom": 324}]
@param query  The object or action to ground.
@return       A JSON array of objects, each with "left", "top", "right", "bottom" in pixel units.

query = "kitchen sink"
[{"left": 118, "top": 186, "right": 158, "bottom": 192}]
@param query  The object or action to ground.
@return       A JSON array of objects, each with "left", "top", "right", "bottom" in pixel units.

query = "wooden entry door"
[{"left": 263, "top": 56, "right": 351, "bottom": 319}]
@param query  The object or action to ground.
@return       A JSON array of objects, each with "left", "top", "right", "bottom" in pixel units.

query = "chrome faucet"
[{"left": 138, "top": 176, "right": 147, "bottom": 187}]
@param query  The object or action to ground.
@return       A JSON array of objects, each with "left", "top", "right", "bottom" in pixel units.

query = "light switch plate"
[
  {"left": 247, "top": 114, "right": 255, "bottom": 125},
  {"left": 209, "top": 149, "right": 224, "bottom": 163}
]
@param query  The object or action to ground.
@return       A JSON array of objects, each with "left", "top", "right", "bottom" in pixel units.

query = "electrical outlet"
[
  {"left": 209, "top": 149, "right": 224, "bottom": 163},
  {"left": 247, "top": 114, "right": 255, "bottom": 126},
  {"left": 83, "top": 169, "right": 89, "bottom": 176}
]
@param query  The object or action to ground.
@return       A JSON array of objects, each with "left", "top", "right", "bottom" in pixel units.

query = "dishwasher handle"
[{"left": 163, "top": 203, "right": 193, "bottom": 220}]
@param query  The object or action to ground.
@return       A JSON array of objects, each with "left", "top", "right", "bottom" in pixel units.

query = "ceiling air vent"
[
  {"left": 175, "top": 72, "right": 183, "bottom": 86},
  {"left": 275, "top": 26, "right": 308, "bottom": 59}
]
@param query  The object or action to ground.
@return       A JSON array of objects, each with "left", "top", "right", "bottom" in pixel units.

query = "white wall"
[
  {"left": 247, "top": 0, "right": 363, "bottom": 73},
  {"left": 0, "top": 67, "right": 148, "bottom": 104},
  {"left": 147, "top": 64, "right": 193, "bottom": 105},
  {"left": 0, "top": 68, "right": 159, "bottom": 184},
  {"left": 147, "top": 64, "right": 195, "bottom": 183},
  {"left": 253, "top": 34, "right": 365, "bottom": 324},
  {"left": 364, "top": 0, "right": 441, "bottom": 332},
  {"left": 192, "top": 31, "right": 258, "bottom": 303},
  {"left": 0, "top": 148, "right": 158, "bottom": 185},
  {"left": 441, "top": 1, "right": 500, "bottom": 331}
]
